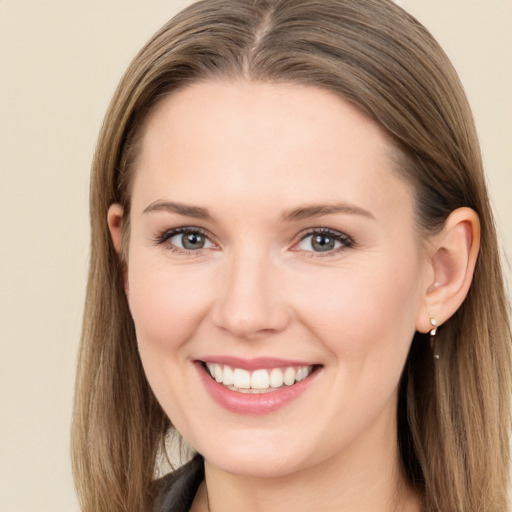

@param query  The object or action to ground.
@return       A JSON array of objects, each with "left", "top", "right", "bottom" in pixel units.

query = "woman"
[{"left": 71, "top": 1, "right": 512, "bottom": 511}]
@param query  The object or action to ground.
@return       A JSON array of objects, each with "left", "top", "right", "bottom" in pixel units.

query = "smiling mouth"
[{"left": 202, "top": 362, "right": 318, "bottom": 394}]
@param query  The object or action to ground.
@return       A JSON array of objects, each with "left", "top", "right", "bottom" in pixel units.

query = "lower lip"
[{"left": 195, "top": 362, "right": 320, "bottom": 415}]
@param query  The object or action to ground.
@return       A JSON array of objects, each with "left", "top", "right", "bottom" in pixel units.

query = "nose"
[{"left": 211, "top": 251, "right": 291, "bottom": 340}]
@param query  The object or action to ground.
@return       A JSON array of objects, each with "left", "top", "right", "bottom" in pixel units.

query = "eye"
[
  {"left": 170, "top": 231, "right": 209, "bottom": 250},
  {"left": 294, "top": 228, "right": 353, "bottom": 254},
  {"left": 155, "top": 227, "right": 215, "bottom": 253}
]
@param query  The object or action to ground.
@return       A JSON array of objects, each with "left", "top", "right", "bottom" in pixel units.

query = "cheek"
[
  {"left": 290, "top": 256, "right": 422, "bottom": 447},
  {"left": 293, "top": 254, "right": 422, "bottom": 366},
  {"left": 125, "top": 256, "right": 218, "bottom": 429},
  {"left": 126, "top": 256, "right": 214, "bottom": 359}
]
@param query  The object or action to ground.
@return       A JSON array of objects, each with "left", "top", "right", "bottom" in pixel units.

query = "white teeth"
[
  {"left": 223, "top": 365, "right": 234, "bottom": 386},
  {"left": 233, "top": 368, "right": 251, "bottom": 389},
  {"left": 269, "top": 368, "right": 284, "bottom": 388},
  {"left": 296, "top": 367, "right": 308, "bottom": 382},
  {"left": 251, "top": 369, "right": 270, "bottom": 390},
  {"left": 214, "top": 363, "right": 223, "bottom": 383},
  {"left": 205, "top": 363, "right": 314, "bottom": 392},
  {"left": 283, "top": 367, "right": 296, "bottom": 386}
]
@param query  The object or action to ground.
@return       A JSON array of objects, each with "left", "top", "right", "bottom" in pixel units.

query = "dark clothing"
[{"left": 152, "top": 455, "right": 204, "bottom": 512}]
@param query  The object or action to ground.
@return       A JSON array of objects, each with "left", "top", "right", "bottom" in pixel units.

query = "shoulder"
[{"left": 151, "top": 455, "right": 204, "bottom": 512}]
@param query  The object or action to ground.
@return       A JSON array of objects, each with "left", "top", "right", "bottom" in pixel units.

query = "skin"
[{"left": 108, "top": 81, "right": 480, "bottom": 512}]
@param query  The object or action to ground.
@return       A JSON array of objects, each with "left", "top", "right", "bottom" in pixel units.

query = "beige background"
[{"left": 0, "top": 1, "right": 510, "bottom": 511}]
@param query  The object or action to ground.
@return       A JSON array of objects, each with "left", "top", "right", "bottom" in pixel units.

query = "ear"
[
  {"left": 416, "top": 207, "right": 480, "bottom": 333},
  {"left": 107, "top": 203, "right": 124, "bottom": 253},
  {"left": 107, "top": 203, "right": 129, "bottom": 295}
]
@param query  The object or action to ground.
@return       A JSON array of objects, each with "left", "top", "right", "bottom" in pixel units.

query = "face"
[{"left": 115, "top": 81, "right": 430, "bottom": 478}]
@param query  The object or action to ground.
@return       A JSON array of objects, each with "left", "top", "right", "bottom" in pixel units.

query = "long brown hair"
[{"left": 72, "top": 1, "right": 512, "bottom": 510}]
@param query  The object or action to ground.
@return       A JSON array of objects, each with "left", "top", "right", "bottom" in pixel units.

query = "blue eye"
[{"left": 296, "top": 229, "right": 352, "bottom": 253}]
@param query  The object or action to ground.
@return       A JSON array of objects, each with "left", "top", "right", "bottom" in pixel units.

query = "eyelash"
[
  {"left": 153, "top": 227, "right": 216, "bottom": 256},
  {"left": 153, "top": 226, "right": 354, "bottom": 256},
  {"left": 292, "top": 228, "right": 354, "bottom": 257}
]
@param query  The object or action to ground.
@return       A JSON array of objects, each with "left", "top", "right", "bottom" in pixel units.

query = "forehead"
[{"left": 131, "top": 80, "right": 413, "bottom": 222}]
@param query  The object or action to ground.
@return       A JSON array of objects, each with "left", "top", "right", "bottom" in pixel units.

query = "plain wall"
[{"left": 0, "top": 1, "right": 510, "bottom": 511}]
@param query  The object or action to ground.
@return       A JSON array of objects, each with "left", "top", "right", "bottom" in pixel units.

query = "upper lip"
[{"left": 197, "top": 356, "right": 319, "bottom": 370}]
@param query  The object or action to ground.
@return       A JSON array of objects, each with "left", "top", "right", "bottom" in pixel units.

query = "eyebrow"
[
  {"left": 280, "top": 203, "right": 374, "bottom": 222},
  {"left": 142, "top": 199, "right": 374, "bottom": 222},
  {"left": 143, "top": 200, "right": 212, "bottom": 219}
]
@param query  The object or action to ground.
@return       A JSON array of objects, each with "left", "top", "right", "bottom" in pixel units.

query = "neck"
[{"left": 192, "top": 406, "right": 422, "bottom": 512}]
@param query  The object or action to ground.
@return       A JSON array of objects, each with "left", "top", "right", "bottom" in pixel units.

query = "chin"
[
  {"left": 194, "top": 430, "right": 315, "bottom": 479},
  {"left": 208, "top": 452, "right": 304, "bottom": 479}
]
